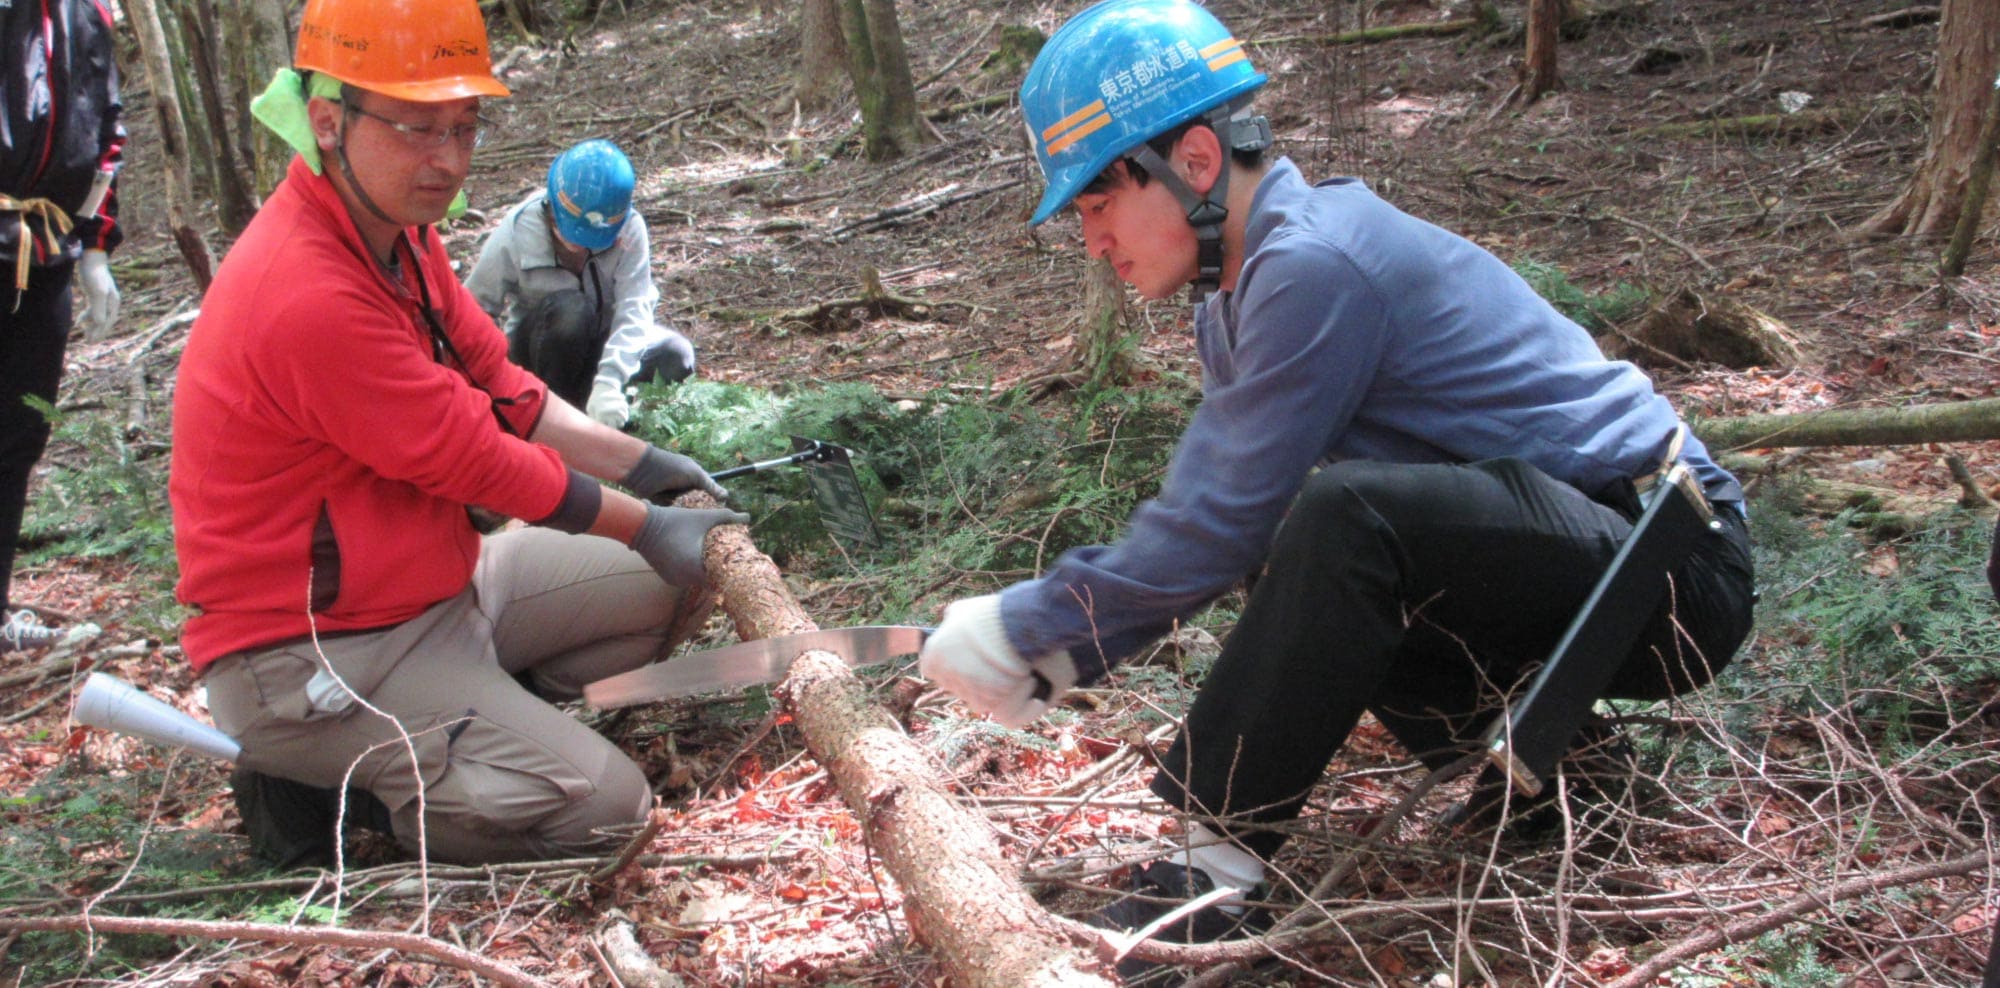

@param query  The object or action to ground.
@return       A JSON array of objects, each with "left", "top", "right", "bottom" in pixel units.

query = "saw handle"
[{"left": 709, "top": 441, "right": 837, "bottom": 482}]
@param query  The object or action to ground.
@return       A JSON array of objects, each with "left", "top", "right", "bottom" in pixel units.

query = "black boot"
[
  {"left": 1092, "top": 861, "right": 1270, "bottom": 985},
  {"left": 232, "top": 767, "right": 394, "bottom": 869},
  {"left": 1441, "top": 717, "right": 1636, "bottom": 840}
]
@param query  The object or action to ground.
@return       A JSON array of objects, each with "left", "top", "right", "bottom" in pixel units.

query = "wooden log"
[
  {"left": 1693, "top": 397, "right": 2000, "bottom": 452},
  {"left": 1618, "top": 107, "right": 1850, "bottom": 140},
  {"left": 677, "top": 492, "right": 1113, "bottom": 988}
]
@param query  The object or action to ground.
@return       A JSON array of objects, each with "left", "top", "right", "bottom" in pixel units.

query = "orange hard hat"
[{"left": 295, "top": 0, "right": 510, "bottom": 102}]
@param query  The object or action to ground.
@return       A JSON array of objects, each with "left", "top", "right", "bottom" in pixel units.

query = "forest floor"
[{"left": 5, "top": 0, "right": 2000, "bottom": 985}]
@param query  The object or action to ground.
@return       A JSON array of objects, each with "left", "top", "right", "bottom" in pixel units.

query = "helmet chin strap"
[
  {"left": 1129, "top": 143, "right": 1228, "bottom": 303},
  {"left": 334, "top": 143, "right": 404, "bottom": 233},
  {"left": 334, "top": 105, "right": 411, "bottom": 238},
  {"left": 1126, "top": 107, "right": 1273, "bottom": 303}
]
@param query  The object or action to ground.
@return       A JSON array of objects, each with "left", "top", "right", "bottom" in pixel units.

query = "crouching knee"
[
  {"left": 636, "top": 334, "right": 696, "bottom": 385},
  {"left": 399, "top": 749, "right": 652, "bottom": 865},
  {"left": 528, "top": 754, "right": 651, "bottom": 858},
  {"left": 1281, "top": 461, "right": 1406, "bottom": 545}
]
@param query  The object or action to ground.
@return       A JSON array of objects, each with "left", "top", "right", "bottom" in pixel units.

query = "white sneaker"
[{"left": 2, "top": 609, "right": 62, "bottom": 652}]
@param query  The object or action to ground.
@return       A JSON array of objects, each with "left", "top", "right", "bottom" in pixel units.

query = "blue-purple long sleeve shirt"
[{"left": 1000, "top": 159, "right": 1737, "bottom": 683}]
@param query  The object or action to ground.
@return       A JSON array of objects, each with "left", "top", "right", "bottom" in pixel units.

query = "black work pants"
[
  {"left": 0, "top": 260, "right": 74, "bottom": 612},
  {"left": 1150, "top": 458, "right": 1756, "bottom": 857},
  {"left": 508, "top": 290, "right": 693, "bottom": 409}
]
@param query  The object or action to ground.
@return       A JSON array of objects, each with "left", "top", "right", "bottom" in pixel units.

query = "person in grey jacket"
[
  {"left": 466, "top": 139, "right": 695, "bottom": 429},
  {"left": 915, "top": 0, "right": 1756, "bottom": 970}
]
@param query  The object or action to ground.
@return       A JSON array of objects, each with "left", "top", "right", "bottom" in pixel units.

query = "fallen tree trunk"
[
  {"left": 1619, "top": 107, "right": 1850, "bottom": 140},
  {"left": 1692, "top": 397, "right": 2000, "bottom": 451},
  {"left": 681, "top": 492, "right": 1113, "bottom": 987}
]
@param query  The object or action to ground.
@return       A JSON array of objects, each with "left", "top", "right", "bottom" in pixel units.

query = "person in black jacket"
[{"left": 1, "top": 0, "right": 124, "bottom": 651}]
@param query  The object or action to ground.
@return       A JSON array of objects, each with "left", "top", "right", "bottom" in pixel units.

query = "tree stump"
[{"left": 1609, "top": 288, "right": 1805, "bottom": 369}]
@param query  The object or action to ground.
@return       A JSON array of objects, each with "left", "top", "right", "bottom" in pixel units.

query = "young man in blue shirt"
[{"left": 917, "top": 0, "right": 1756, "bottom": 966}]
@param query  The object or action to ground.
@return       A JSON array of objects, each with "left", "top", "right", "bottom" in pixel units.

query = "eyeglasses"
[{"left": 344, "top": 103, "right": 490, "bottom": 151}]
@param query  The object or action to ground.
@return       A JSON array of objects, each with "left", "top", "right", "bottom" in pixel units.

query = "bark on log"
[
  {"left": 677, "top": 493, "right": 1114, "bottom": 987},
  {"left": 1693, "top": 397, "right": 2000, "bottom": 451}
]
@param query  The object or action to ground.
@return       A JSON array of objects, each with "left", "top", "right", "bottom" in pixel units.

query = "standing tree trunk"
[
  {"left": 677, "top": 492, "right": 1116, "bottom": 987},
  {"left": 1859, "top": 0, "right": 2000, "bottom": 238},
  {"left": 176, "top": 0, "right": 259, "bottom": 234},
  {"left": 231, "top": 0, "right": 294, "bottom": 198},
  {"left": 156, "top": 1, "right": 213, "bottom": 211},
  {"left": 126, "top": 0, "right": 215, "bottom": 290},
  {"left": 496, "top": 0, "right": 545, "bottom": 44},
  {"left": 1517, "top": 0, "right": 1568, "bottom": 104},
  {"left": 1078, "top": 257, "right": 1134, "bottom": 387},
  {"left": 840, "top": 0, "right": 931, "bottom": 161},
  {"left": 1941, "top": 66, "right": 2000, "bottom": 276},
  {"left": 796, "top": 0, "right": 850, "bottom": 113}
]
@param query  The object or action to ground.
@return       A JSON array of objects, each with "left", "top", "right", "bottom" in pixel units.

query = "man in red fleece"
[{"left": 171, "top": 0, "right": 742, "bottom": 867}]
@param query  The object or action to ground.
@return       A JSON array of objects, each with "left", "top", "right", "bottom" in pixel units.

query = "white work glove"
[
  {"left": 585, "top": 376, "right": 631, "bottom": 429},
  {"left": 78, "top": 249, "right": 119, "bottom": 338},
  {"left": 918, "top": 594, "right": 1077, "bottom": 729}
]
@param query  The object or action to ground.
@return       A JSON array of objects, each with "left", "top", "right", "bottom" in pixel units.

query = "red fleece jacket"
[{"left": 171, "top": 157, "right": 567, "bottom": 670}]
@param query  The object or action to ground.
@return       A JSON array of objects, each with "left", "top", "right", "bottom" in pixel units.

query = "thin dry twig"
[{"left": 0, "top": 914, "right": 554, "bottom": 988}]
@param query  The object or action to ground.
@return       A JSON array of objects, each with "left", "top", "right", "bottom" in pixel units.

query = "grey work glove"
[
  {"left": 630, "top": 503, "right": 749, "bottom": 586},
  {"left": 622, "top": 444, "right": 727, "bottom": 501}
]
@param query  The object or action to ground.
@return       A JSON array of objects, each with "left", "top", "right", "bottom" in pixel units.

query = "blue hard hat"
[
  {"left": 1019, "top": 0, "right": 1267, "bottom": 226},
  {"left": 546, "top": 139, "right": 635, "bottom": 251}
]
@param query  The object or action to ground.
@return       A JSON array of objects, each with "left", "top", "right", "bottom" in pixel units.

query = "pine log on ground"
[
  {"left": 1692, "top": 396, "right": 2000, "bottom": 451},
  {"left": 677, "top": 492, "right": 1114, "bottom": 987},
  {"left": 1618, "top": 107, "right": 1851, "bottom": 139}
]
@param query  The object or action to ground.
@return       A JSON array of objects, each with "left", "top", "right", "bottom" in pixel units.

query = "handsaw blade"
[{"left": 583, "top": 625, "right": 930, "bottom": 709}]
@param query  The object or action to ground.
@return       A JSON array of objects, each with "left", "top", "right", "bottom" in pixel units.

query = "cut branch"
[{"left": 1602, "top": 851, "right": 1989, "bottom": 988}]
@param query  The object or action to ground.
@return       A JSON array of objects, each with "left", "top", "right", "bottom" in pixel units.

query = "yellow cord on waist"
[{"left": 0, "top": 195, "right": 75, "bottom": 294}]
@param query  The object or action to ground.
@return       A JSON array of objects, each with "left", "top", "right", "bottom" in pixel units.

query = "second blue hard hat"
[{"left": 547, "top": 139, "right": 634, "bottom": 251}]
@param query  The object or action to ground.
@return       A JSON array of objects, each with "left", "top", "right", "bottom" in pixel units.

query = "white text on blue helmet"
[{"left": 1098, "top": 40, "right": 1200, "bottom": 101}]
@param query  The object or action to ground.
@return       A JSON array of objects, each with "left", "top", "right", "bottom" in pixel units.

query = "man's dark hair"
[{"left": 1078, "top": 116, "right": 1267, "bottom": 198}]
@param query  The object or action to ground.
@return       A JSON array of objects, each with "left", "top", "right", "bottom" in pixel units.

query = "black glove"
[
  {"left": 630, "top": 503, "right": 749, "bottom": 586},
  {"left": 623, "top": 445, "right": 727, "bottom": 502}
]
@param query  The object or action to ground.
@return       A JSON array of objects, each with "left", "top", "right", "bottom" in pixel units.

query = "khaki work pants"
[{"left": 205, "top": 528, "right": 689, "bottom": 864}]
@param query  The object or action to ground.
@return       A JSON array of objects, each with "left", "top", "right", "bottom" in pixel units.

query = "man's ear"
[
  {"left": 1175, "top": 124, "right": 1225, "bottom": 197},
  {"left": 306, "top": 97, "right": 342, "bottom": 153}
]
